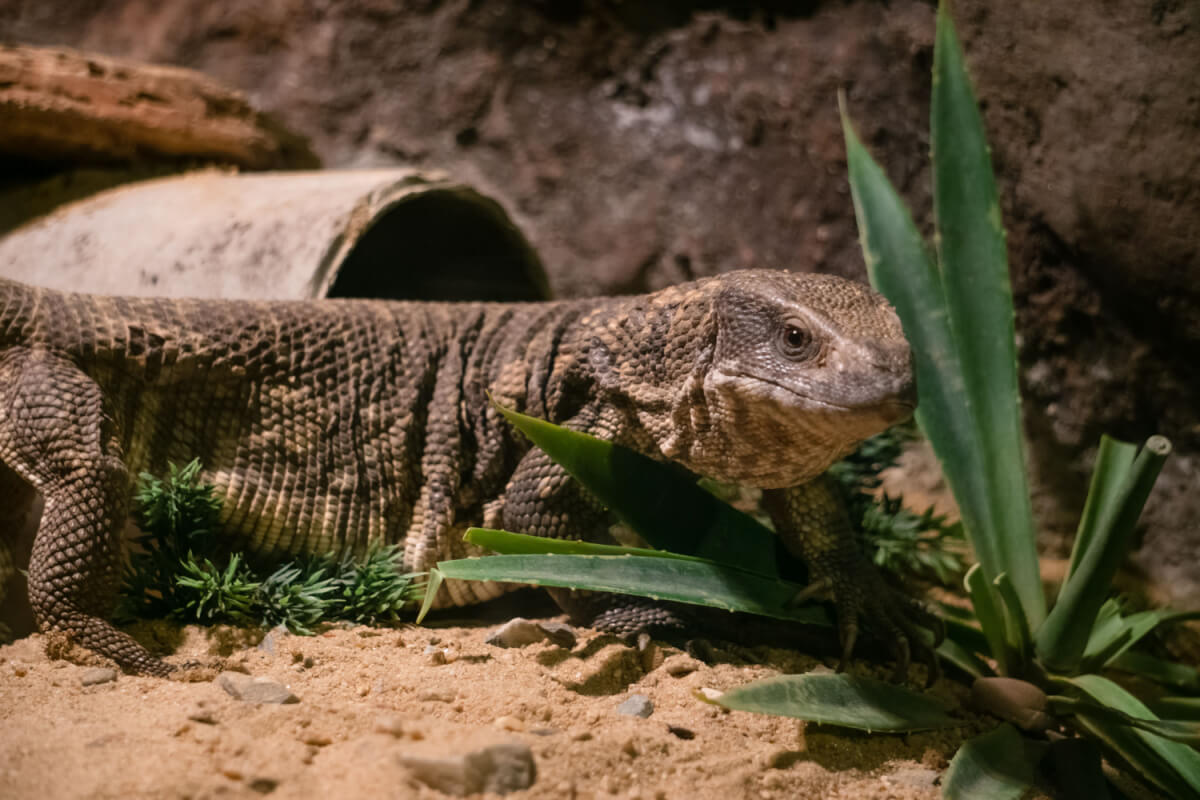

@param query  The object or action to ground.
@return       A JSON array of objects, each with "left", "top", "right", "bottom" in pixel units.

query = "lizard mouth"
[{"left": 727, "top": 371, "right": 877, "bottom": 414}]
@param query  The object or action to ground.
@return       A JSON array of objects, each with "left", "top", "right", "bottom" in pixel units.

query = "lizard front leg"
[
  {"left": 764, "top": 475, "right": 943, "bottom": 683},
  {"left": 499, "top": 443, "right": 696, "bottom": 635}
]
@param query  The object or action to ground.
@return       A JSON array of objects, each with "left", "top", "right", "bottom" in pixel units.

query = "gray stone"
[
  {"left": 398, "top": 742, "right": 536, "bottom": 796},
  {"left": 80, "top": 667, "right": 117, "bottom": 686},
  {"left": 216, "top": 671, "right": 299, "bottom": 705},
  {"left": 535, "top": 621, "right": 577, "bottom": 648},
  {"left": 615, "top": 694, "right": 654, "bottom": 718}
]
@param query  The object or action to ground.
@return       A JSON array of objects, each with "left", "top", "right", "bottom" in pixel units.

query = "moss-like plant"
[{"left": 119, "top": 460, "right": 422, "bottom": 633}]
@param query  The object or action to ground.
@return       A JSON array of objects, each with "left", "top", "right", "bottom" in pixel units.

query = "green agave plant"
[{"left": 423, "top": 3, "right": 1199, "bottom": 797}]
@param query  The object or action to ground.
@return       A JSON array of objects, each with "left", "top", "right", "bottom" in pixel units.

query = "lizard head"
[{"left": 652, "top": 270, "right": 915, "bottom": 489}]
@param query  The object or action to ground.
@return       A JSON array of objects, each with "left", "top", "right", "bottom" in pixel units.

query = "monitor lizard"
[{"left": 0, "top": 269, "right": 939, "bottom": 678}]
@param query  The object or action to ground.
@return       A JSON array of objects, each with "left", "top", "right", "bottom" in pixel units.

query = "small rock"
[
  {"left": 424, "top": 646, "right": 448, "bottom": 665},
  {"left": 398, "top": 741, "right": 536, "bottom": 796},
  {"left": 247, "top": 777, "right": 279, "bottom": 794},
  {"left": 485, "top": 618, "right": 547, "bottom": 648},
  {"left": 615, "top": 694, "right": 654, "bottom": 718},
  {"left": 375, "top": 715, "right": 406, "bottom": 737},
  {"left": 766, "top": 749, "right": 803, "bottom": 769},
  {"left": 188, "top": 703, "right": 218, "bottom": 724},
  {"left": 216, "top": 671, "right": 299, "bottom": 704},
  {"left": 535, "top": 621, "right": 577, "bottom": 648},
  {"left": 892, "top": 767, "right": 940, "bottom": 789},
  {"left": 696, "top": 687, "right": 724, "bottom": 703},
  {"left": 493, "top": 715, "right": 525, "bottom": 732},
  {"left": 971, "top": 677, "right": 1052, "bottom": 732},
  {"left": 80, "top": 667, "right": 118, "bottom": 686},
  {"left": 661, "top": 655, "right": 702, "bottom": 677},
  {"left": 570, "top": 729, "right": 593, "bottom": 742},
  {"left": 418, "top": 689, "right": 456, "bottom": 703},
  {"left": 667, "top": 725, "right": 695, "bottom": 740},
  {"left": 257, "top": 625, "right": 288, "bottom": 654}
]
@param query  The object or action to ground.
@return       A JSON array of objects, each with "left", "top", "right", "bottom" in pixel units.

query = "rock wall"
[{"left": 3, "top": 0, "right": 1198, "bottom": 603}]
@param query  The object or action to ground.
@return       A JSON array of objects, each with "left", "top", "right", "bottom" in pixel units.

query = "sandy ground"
[{"left": 0, "top": 590, "right": 1000, "bottom": 800}]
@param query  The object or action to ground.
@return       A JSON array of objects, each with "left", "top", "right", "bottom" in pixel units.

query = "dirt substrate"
[{"left": 0, "top": 596, "right": 1000, "bottom": 800}]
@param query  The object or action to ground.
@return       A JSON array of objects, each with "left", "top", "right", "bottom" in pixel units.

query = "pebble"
[
  {"left": 485, "top": 618, "right": 547, "bottom": 648},
  {"left": 615, "top": 694, "right": 654, "bottom": 718},
  {"left": 485, "top": 618, "right": 579, "bottom": 649},
  {"left": 247, "top": 777, "right": 279, "bottom": 794},
  {"left": 80, "top": 667, "right": 118, "bottom": 686},
  {"left": 257, "top": 625, "right": 288, "bottom": 654},
  {"left": 188, "top": 702, "right": 218, "bottom": 725},
  {"left": 375, "top": 715, "right": 406, "bottom": 737},
  {"left": 696, "top": 687, "right": 724, "bottom": 702},
  {"left": 216, "top": 671, "right": 299, "bottom": 704},
  {"left": 493, "top": 715, "right": 525, "bottom": 732},
  {"left": 667, "top": 725, "right": 695, "bottom": 740},
  {"left": 398, "top": 741, "right": 536, "bottom": 796},
  {"left": 661, "top": 655, "right": 702, "bottom": 677},
  {"left": 890, "top": 767, "right": 940, "bottom": 790},
  {"left": 535, "top": 621, "right": 577, "bottom": 648},
  {"left": 418, "top": 689, "right": 456, "bottom": 703}
]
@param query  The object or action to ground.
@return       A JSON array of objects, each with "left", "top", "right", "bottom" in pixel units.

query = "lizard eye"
[{"left": 778, "top": 321, "right": 817, "bottom": 361}]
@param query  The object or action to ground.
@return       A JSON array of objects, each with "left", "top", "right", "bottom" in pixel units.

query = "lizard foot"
[{"left": 791, "top": 564, "right": 944, "bottom": 687}]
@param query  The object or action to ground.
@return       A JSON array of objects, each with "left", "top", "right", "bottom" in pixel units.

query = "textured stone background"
[{"left": 3, "top": 0, "right": 1198, "bottom": 603}]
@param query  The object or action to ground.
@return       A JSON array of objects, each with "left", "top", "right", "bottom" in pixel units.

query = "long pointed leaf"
[
  {"left": 495, "top": 404, "right": 779, "bottom": 576},
  {"left": 1038, "top": 436, "right": 1171, "bottom": 672},
  {"left": 1066, "top": 436, "right": 1137, "bottom": 583},
  {"left": 1110, "top": 651, "right": 1200, "bottom": 692},
  {"left": 431, "top": 553, "right": 830, "bottom": 624},
  {"left": 840, "top": 101, "right": 999, "bottom": 581},
  {"left": 965, "top": 564, "right": 1010, "bottom": 675},
  {"left": 942, "top": 724, "right": 1040, "bottom": 800},
  {"left": 713, "top": 672, "right": 957, "bottom": 732},
  {"left": 1067, "top": 674, "right": 1200, "bottom": 799},
  {"left": 1050, "top": 695, "right": 1200, "bottom": 745},
  {"left": 932, "top": 4, "right": 1042, "bottom": 625}
]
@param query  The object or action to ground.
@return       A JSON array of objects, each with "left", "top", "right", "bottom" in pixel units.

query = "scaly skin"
[{"left": 0, "top": 270, "right": 938, "bottom": 677}]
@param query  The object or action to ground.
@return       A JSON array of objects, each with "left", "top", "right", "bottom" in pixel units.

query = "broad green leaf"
[
  {"left": 942, "top": 724, "right": 1039, "bottom": 800},
  {"left": 1066, "top": 674, "right": 1200, "bottom": 799},
  {"left": 1066, "top": 437, "right": 1136, "bottom": 583},
  {"left": 1038, "top": 436, "right": 1171, "bottom": 672},
  {"left": 1110, "top": 650, "right": 1200, "bottom": 692},
  {"left": 1084, "top": 607, "right": 1176, "bottom": 671},
  {"left": 1148, "top": 698, "right": 1200, "bottom": 721},
  {"left": 430, "top": 553, "right": 830, "bottom": 625},
  {"left": 932, "top": 4, "right": 1042, "bottom": 626},
  {"left": 714, "top": 672, "right": 957, "bottom": 732},
  {"left": 841, "top": 100, "right": 1000, "bottom": 593},
  {"left": 1050, "top": 694, "right": 1200, "bottom": 745},
  {"left": 495, "top": 404, "right": 779, "bottom": 577}
]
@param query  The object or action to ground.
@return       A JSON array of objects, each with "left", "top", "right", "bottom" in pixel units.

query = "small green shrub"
[{"left": 118, "top": 459, "right": 422, "bottom": 633}]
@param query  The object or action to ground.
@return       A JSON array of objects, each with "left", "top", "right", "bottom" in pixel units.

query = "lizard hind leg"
[{"left": 0, "top": 349, "right": 172, "bottom": 677}]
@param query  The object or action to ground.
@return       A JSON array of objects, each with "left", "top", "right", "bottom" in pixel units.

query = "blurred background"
[{"left": 1, "top": 1, "right": 1198, "bottom": 607}]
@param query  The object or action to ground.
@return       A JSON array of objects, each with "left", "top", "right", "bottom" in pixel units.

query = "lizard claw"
[{"left": 796, "top": 561, "right": 942, "bottom": 686}]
